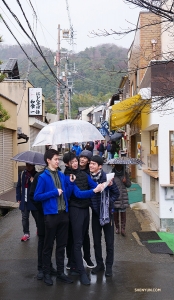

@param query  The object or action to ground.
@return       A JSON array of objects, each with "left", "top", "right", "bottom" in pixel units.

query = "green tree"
[
  {"left": 0, "top": 102, "right": 10, "bottom": 129},
  {"left": 0, "top": 35, "right": 6, "bottom": 82}
]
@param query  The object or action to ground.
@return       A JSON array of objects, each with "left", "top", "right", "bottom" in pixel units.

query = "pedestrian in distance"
[
  {"left": 110, "top": 141, "right": 117, "bottom": 159},
  {"left": 16, "top": 163, "right": 38, "bottom": 242},
  {"left": 89, "top": 155, "right": 120, "bottom": 277},
  {"left": 34, "top": 149, "right": 103, "bottom": 286},
  {"left": 106, "top": 141, "right": 112, "bottom": 161},
  {"left": 71, "top": 142, "right": 82, "bottom": 157},
  {"left": 97, "top": 141, "right": 105, "bottom": 158},
  {"left": 112, "top": 164, "right": 131, "bottom": 236},
  {"left": 85, "top": 141, "right": 94, "bottom": 154},
  {"left": 63, "top": 152, "right": 103, "bottom": 285}
]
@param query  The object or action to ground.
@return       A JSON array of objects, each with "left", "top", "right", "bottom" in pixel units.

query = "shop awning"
[{"left": 110, "top": 94, "right": 144, "bottom": 130}]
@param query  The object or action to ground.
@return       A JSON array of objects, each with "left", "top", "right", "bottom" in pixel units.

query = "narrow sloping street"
[{"left": 0, "top": 204, "right": 174, "bottom": 300}]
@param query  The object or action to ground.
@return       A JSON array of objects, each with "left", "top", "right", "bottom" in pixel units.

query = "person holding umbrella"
[{"left": 112, "top": 164, "right": 131, "bottom": 236}]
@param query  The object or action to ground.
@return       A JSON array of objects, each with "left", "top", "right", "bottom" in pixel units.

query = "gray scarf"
[{"left": 47, "top": 167, "right": 65, "bottom": 211}]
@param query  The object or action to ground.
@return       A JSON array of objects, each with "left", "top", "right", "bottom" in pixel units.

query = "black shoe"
[
  {"left": 83, "top": 258, "right": 95, "bottom": 268},
  {"left": 44, "top": 274, "right": 53, "bottom": 286},
  {"left": 80, "top": 273, "right": 90, "bottom": 285},
  {"left": 69, "top": 267, "right": 79, "bottom": 276},
  {"left": 57, "top": 273, "right": 73, "bottom": 284},
  {"left": 91, "top": 264, "right": 105, "bottom": 274},
  {"left": 105, "top": 268, "right": 112, "bottom": 277},
  {"left": 37, "top": 270, "right": 44, "bottom": 280},
  {"left": 50, "top": 266, "right": 57, "bottom": 276}
]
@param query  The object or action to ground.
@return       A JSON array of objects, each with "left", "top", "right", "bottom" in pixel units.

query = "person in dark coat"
[
  {"left": 89, "top": 155, "right": 120, "bottom": 277},
  {"left": 79, "top": 150, "right": 94, "bottom": 267},
  {"left": 97, "top": 141, "right": 105, "bottom": 157},
  {"left": 63, "top": 152, "right": 103, "bottom": 285},
  {"left": 110, "top": 141, "right": 117, "bottom": 158},
  {"left": 16, "top": 163, "right": 38, "bottom": 242},
  {"left": 65, "top": 150, "right": 94, "bottom": 270},
  {"left": 112, "top": 164, "right": 131, "bottom": 236}
]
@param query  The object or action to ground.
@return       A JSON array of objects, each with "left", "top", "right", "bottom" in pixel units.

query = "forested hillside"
[{"left": 0, "top": 43, "right": 128, "bottom": 115}]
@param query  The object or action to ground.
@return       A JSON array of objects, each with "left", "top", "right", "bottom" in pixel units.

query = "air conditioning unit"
[{"left": 147, "top": 154, "right": 158, "bottom": 171}]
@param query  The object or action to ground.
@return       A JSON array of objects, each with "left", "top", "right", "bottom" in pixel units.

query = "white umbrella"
[{"left": 32, "top": 119, "right": 104, "bottom": 147}]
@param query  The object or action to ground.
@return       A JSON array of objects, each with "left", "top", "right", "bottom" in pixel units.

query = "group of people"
[
  {"left": 16, "top": 148, "right": 131, "bottom": 287},
  {"left": 71, "top": 141, "right": 94, "bottom": 157}
]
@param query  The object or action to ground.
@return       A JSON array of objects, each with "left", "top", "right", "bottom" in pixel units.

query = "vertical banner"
[{"left": 28, "top": 88, "right": 42, "bottom": 116}]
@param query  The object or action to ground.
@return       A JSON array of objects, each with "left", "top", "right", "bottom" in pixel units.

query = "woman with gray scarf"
[{"left": 112, "top": 164, "right": 131, "bottom": 236}]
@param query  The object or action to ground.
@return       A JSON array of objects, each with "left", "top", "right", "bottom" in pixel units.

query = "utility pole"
[
  {"left": 57, "top": 24, "right": 61, "bottom": 120},
  {"left": 64, "top": 60, "right": 69, "bottom": 119}
]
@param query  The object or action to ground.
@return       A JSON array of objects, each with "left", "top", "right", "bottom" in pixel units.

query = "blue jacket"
[
  {"left": 16, "top": 169, "right": 37, "bottom": 211},
  {"left": 90, "top": 169, "right": 120, "bottom": 216},
  {"left": 34, "top": 169, "right": 96, "bottom": 215},
  {"left": 71, "top": 145, "right": 82, "bottom": 156}
]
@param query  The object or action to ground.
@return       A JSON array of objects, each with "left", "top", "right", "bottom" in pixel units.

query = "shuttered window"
[{"left": 0, "top": 129, "right": 13, "bottom": 194}]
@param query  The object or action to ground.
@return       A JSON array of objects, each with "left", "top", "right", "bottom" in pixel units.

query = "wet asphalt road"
[{"left": 0, "top": 207, "right": 174, "bottom": 300}]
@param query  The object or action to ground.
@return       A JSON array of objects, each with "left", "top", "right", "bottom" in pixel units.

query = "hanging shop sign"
[{"left": 28, "top": 88, "right": 42, "bottom": 116}]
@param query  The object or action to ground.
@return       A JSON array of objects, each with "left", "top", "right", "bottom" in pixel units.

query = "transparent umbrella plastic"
[
  {"left": 107, "top": 157, "right": 145, "bottom": 165},
  {"left": 32, "top": 119, "right": 104, "bottom": 147}
]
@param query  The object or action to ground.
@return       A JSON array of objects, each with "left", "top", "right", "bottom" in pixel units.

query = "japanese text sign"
[{"left": 28, "top": 88, "right": 42, "bottom": 116}]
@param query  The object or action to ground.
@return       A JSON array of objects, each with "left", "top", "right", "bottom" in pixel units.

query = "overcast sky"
[{"left": 0, "top": 0, "right": 141, "bottom": 52}]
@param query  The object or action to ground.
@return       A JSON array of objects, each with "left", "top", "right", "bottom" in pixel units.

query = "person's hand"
[
  {"left": 58, "top": 189, "right": 63, "bottom": 195},
  {"left": 108, "top": 179, "right": 113, "bottom": 186},
  {"left": 93, "top": 183, "right": 105, "bottom": 193},
  {"left": 30, "top": 177, "right": 34, "bottom": 183},
  {"left": 17, "top": 200, "right": 21, "bottom": 203},
  {"left": 70, "top": 174, "right": 76, "bottom": 182}
]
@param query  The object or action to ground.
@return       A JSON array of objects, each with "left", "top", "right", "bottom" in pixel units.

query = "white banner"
[{"left": 28, "top": 88, "right": 42, "bottom": 116}]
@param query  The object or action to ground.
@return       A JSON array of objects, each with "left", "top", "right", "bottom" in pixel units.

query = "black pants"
[
  {"left": 42, "top": 212, "right": 69, "bottom": 274},
  {"left": 66, "top": 222, "right": 91, "bottom": 261},
  {"left": 69, "top": 206, "right": 89, "bottom": 275},
  {"left": 92, "top": 212, "right": 114, "bottom": 268},
  {"left": 37, "top": 212, "right": 45, "bottom": 271},
  {"left": 83, "top": 226, "right": 91, "bottom": 261},
  {"left": 21, "top": 203, "right": 38, "bottom": 234}
]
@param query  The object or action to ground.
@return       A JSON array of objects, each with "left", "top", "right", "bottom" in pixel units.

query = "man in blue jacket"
[
  {"left": 89, "top": 155, "right": 120, "bottom": 277},
  {"left": 34, "top": 149, "right": 102, "bottom": 286}
]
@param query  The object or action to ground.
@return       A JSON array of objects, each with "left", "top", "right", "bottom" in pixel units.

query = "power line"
[
  {"left": 0, "top": 14, "right": 58, "bottom": 87},
  {"left": 26, "top": 0, "right": 55, "bottom": 61},
  {"left": 1, "top": 0, "right": 66, "bottom": 87},
  {"left": 0, "top": 5, "right": 29, "bottom": 43},
  {"left": 28, "top": 0, "right": 37, "bottom": 16}
]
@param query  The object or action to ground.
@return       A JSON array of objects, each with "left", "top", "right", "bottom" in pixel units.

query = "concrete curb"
[{"left": 0, "top": 200, "right": 18, "bottom": 209}]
